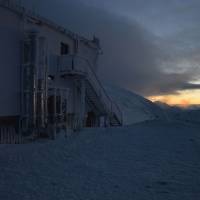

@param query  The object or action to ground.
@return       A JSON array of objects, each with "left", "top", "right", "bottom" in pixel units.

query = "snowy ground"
[{"left": 0, "top": 121, "right": 200, "bottom": 200}]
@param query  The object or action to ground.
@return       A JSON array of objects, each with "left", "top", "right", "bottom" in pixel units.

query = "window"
[{"left": 61, "top": 42, "right": 69, "bottom": 55}]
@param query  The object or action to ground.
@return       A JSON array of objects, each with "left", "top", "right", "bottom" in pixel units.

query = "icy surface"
[{"left": 0, "top": 121, "right": 200, "bottom": 200}]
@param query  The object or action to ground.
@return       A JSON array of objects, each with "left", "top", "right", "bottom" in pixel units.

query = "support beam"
[{"left": 80, "top": 78, "right": 86, "bottom": 128}]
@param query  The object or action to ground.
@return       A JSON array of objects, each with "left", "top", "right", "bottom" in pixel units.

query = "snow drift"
[{"left": 105, "top": 85, "right": 166, "bottom": 125}]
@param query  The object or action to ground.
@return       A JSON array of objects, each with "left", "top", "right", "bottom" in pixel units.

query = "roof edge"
[{"left": 0, "top": 0, "right": 101, "bottom": 51}]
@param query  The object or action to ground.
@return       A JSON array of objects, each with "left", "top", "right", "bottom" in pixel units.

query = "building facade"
[{"left": 0, "top": 0, "right": 122, "bottom": 142}]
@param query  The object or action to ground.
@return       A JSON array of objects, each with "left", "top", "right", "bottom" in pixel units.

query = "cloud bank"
[{"left": 21, "top": 0, "right": 200, "bottom": 96}]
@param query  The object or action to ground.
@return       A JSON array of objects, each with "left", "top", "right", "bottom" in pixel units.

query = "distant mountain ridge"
[
  {"left": 155, "top": 101, "right": 200, "bottom": 124},
  {"left": 155, "top": 101, "right": 200, "bottom": 111}
]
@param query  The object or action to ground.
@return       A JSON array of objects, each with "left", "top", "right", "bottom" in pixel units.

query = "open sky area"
[{"left": 23, "top": 0, "right": 200, "bottom": 106}]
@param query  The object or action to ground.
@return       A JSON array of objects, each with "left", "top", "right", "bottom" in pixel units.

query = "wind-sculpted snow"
[
  {"left": 105, "top": 85, "right": 167, "bottom": 124},
  {"left": 0, "top": 121, "right": 200, "bottom": 200}
]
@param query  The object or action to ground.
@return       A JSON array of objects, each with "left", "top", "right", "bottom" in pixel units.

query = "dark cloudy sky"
[{"left": 21, "top": 0, "right": 200, "bottom": 101}]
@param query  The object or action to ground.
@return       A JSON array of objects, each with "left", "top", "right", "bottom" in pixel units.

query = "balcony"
[
  {"left": 58, "top": 55, "right": 123, "bottom": 126},
  {"left": 59, "top": 55, "right": 88, "bottom": 77}
]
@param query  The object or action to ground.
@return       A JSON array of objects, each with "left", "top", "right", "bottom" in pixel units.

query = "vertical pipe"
[
  {"left": 80, "top": 78, "right": 86, "bottom": 128},
  {"left": 53, "top": 88, "right": 57, "bottom": 139},
  {"left": 29, "top": 32, "right": 38, "bottom": 134},
  {"left": 45, "top": 55, "right": 49, "bottom": 129},
  {"left": 73, "top": 79, "right": 77, "bottom": 130}
]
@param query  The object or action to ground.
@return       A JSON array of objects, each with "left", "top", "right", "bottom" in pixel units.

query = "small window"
[{"left": 61, "top": 42, "right": 69, "bottom": 55}]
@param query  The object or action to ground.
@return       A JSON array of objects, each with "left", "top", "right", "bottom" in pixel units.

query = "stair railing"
[{"left": 59, "top": 55, "right": 123, "bottom": 125}]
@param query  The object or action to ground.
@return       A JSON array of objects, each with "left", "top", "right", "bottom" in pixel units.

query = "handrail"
[
  {"left": 59, "top": 55, "right": 123, "bottom": 125},
  {"left": 82, "top": 57, "right": 123, "bottom": 124}
]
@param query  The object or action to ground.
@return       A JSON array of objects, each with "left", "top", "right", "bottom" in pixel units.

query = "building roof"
[{"left": 0, "top": 0, "right": 101, "bottom": 51}]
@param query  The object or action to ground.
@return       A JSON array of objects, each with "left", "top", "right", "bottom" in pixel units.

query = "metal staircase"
[
  {"left": 85, "top": 81, "right": 107, "bottom": 114},
  {"left": 59, "top": 55, "right": 123, "bottom": 126}
]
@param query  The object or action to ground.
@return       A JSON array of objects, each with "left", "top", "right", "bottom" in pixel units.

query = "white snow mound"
[{"left": 105, "top": 85, "right": 166, "bottom": 125}]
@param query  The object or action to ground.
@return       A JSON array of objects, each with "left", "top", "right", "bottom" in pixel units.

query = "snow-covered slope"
[{"left": 105, "top": 85, "right": 166, "bottom": 125}]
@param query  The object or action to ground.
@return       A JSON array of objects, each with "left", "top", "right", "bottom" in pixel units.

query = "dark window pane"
[{"left": 61, "top": 42, "right": 69, "bottom": 55}]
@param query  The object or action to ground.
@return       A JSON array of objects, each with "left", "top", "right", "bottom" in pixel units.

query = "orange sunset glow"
[{"left": 148, "top": 89, "right": 200, "bottom": 107}]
